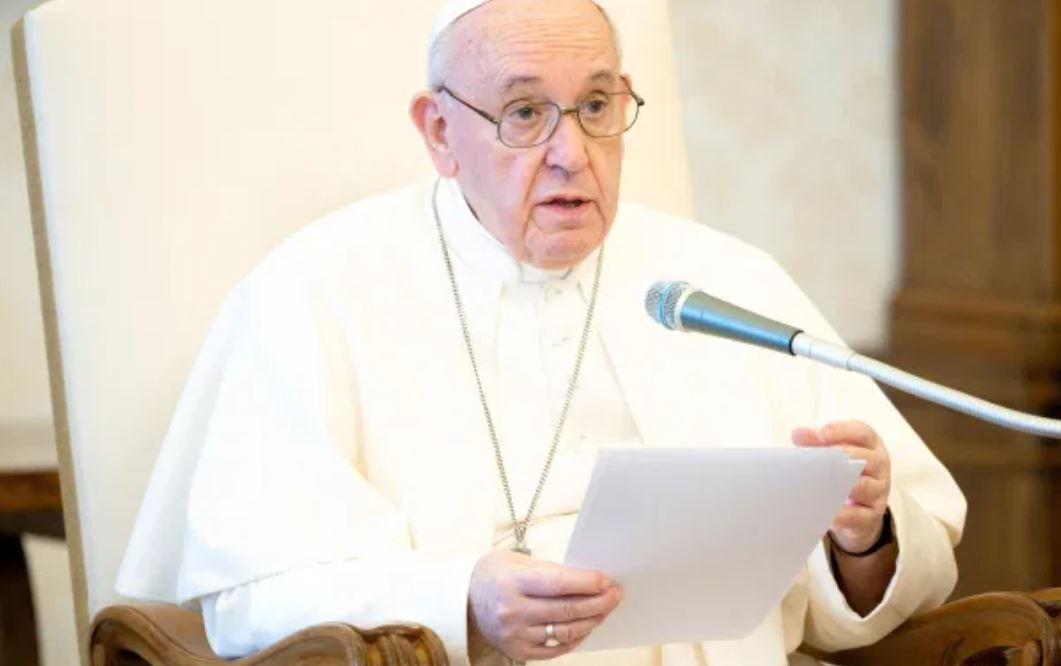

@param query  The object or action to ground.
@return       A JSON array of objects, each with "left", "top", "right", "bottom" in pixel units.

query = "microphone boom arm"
[{"left": 790, "top": 334, "right": 1061, "bottom": 440}]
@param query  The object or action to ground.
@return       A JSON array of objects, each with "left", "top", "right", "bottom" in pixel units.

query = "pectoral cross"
[{"left": 513, "top": 521, "right": 531, "bottom": 556}]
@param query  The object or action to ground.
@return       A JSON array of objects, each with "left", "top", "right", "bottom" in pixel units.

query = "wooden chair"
[{"left": 10, "top": 0, "right": 691, "bottom": 664}]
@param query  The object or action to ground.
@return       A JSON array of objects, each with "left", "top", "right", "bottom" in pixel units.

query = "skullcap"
[{"left": 430, "top": 0, "right": 494, "bottom": 47}]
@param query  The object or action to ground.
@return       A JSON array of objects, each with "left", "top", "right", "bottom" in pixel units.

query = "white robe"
[{"left": 116, "top": 177, "right": 966, "bottom": 666}]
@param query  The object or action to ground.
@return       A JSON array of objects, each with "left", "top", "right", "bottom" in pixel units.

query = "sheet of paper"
[{"left": 564, "top": 447, "right": 863, "bottom": 652}]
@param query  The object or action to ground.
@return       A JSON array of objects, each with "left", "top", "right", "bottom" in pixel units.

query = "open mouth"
[{"left": 542, "top": 197, "right": 589, "bottom": 209}]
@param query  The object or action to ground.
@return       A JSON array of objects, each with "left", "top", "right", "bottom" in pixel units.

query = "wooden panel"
[
  {"left": 892, "top": 394, "right": 1057, "bottom": 597},
  {"left": 902, "top": 0, "right": 1056, "bottom": 300},
  {"left": 0, "top": 472, "right": 61, "bottom": 515},
  {"left": 894, "top": 0, "right": 1061, "bottom": 599}
]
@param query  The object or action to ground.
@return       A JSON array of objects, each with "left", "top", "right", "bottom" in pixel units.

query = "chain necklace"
[{"left": 431, "top": 179, "right": 605, "bottom": 556}]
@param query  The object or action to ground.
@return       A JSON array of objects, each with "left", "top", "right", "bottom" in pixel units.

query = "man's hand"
[
  {"left": 793, "top": 420, "right": 898, "bottom": 616},
  {"left": 468, "top": 550, "right": 623, "bottom": 662},
  {"left": 792, "top": 420, "right": 891, "bottom": 553}
]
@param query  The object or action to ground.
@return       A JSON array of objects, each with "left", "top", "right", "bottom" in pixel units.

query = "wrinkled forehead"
[{"left": 447, "top": 0, "right": 621, "bottom": 96}]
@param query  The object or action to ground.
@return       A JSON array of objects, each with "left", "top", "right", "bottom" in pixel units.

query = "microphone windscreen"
[{"left": 645, "top": 281, "right": 691, "bottom": 330}]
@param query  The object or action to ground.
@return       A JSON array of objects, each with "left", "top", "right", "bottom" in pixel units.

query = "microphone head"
[{"left": 645, "top": 281, "right": 693, "bottom": 330}]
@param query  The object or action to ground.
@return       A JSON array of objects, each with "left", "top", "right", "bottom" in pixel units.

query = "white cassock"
[{"left": 116, "top": 177, "right": 966, "bottom": 666}]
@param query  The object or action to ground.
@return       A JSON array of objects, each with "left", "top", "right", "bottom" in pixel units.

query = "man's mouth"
[{"left": 541, "top": 196, "right": 589, "bottom": 209}]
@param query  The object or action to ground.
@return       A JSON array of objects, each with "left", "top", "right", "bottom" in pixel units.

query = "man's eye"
[
  {"left": 508, "top": 105, "right": 541, "bottom": 122},
  {"left": 582, "top": 98, "right": 609, "bottom": 115}
]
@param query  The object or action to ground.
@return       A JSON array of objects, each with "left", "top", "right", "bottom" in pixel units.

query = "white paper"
[{"left": 563, "top": 447, "right": 863, "bottom": 652}]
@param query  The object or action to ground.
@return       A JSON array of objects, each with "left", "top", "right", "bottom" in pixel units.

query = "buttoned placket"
[{"left": 433, "top": 177, "right": 641, "bottom": 553}]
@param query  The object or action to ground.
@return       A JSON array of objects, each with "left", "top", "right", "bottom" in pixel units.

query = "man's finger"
[
  {"left": 819, "top": 421, "right": 879, "bottom": 448},
  {"left": 517, "top": 614, "right": 607, "bottom": 647},
  {"left": 847, "top": 476, "right": 887, "bottom": 507},
  {"left": 795, "top": 431, "right": 884, "bottom": 476},
  {"left": 791, "top": 427, "right": 826, "bottom": 447},
  {"left": 835, "top": 445, "right": 884, "bottom": 477},
  {"left": 831, "top": 504, "right": 880, "bottom": 532},
  {"left": 518, "top": 640, "right": 579, "bottom": 662},
  {"left": 519, "top": 586, "right": 623, "bottom": 624},
  {"left": 517, "top": 629, "right": 597, "bottom": 662},
  {"left": 515, "top": 561, "right": 612, "bottom": 598}
]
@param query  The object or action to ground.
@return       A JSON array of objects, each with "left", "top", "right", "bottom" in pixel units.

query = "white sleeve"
[
  {"left": 146, "top": 248, "right": 481, "bottom": 665},
  {"left": 200, "top": 553, "right": 479, "bottom": 665},
  {"left": 756, "top": 257, "right": 966, "bottom": 651},
  {"left": 802, "top": 344, "right": 964, "bottom": 650},
  {"left": 802, "top": 481, "right": 959, "bottom": 650}
]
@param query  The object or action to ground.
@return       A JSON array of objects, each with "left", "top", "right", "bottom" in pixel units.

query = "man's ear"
[
  {"left": 410, "top": 91, "right": 458, "bottom": 178},
  {"left": 622, "top": 73, "right": 637, "bottom": 151}
]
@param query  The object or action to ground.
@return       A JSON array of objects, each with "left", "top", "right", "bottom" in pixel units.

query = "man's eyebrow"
[
  {"left": 498, "top": 71, "right": 620, "bottom": 95},
  {"left": 588, "top": 70, "right": 619, "bottom": 85},
  {"left": 500, "top": 75, "right": 544, "bottom": 94}
]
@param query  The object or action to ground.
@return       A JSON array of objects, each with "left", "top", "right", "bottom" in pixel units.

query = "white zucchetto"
[
  {"left": 430, "top": 0, "right": 493, "bottom": 47},
  {"left": 430, "top": 1, "right": 613, "bottom": 51}
]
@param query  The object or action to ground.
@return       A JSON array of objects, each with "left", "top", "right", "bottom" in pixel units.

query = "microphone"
[
  {"left": 645, "top": 281, "right": 802, "bottom": 354},
  {"left": 645, "top": 280, "right": 1061, "bottom": 440}
]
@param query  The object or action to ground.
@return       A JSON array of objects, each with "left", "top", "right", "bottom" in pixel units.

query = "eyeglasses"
[{"left": 437, "top": 84, "right": 645, "bottom": 148}]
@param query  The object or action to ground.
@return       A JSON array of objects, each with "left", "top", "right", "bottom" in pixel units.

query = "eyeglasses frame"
[{"left": 436, "top": 82, "right": 646, "bottom": 148}]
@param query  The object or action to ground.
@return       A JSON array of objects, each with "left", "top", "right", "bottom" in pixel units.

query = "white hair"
[{"left": 427, "top": 1, "right": 623, "bottom": 88}]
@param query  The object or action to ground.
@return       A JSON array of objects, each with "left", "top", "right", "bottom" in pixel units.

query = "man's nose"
[{"left": 544, "top": 113, "right": 590, "bottom": 174}]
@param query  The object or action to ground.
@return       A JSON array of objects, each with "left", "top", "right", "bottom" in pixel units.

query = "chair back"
[{"left": 12, "top": 0, "right": 692, "bottom": 661}]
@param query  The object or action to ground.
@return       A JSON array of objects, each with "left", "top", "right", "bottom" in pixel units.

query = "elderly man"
[{"left": 117, "top": 1, "right": 966, "bottom": 664}]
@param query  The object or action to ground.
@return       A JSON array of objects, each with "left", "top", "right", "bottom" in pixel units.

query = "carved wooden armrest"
[
  {"left": 807, "top": 589, "right": 1061, "bottom": 666},
  {"left": 94, "top": 589, "right": 1061, "bottom": 666},
  {"left": 89, "top": 603, "right": 449, "bottom": 666}
]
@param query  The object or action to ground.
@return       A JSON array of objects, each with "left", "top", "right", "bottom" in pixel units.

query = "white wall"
[{"left": 669, "top": 0, "right": 899, "bottom": 350}]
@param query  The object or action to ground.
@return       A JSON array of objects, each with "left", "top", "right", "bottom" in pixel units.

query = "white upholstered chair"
[
  {"left": 13, "top": 0, "right": 1061, "bottom": 664},
  {"left": 12, "top": 0, "right": 692, "bottom": 663}
]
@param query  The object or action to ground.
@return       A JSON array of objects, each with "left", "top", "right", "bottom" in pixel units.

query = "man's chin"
[
  {"left": 523, "top": 219, "right": 611, "bottom": 270},
  {"left": 526, "top": 240, "right": 600, "bottom": 271}
]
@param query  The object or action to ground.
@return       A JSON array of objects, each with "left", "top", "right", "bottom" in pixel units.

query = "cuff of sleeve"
[
  {"left": 387, "top": 553, "right": 479, "bottom": 666},
  {"left": 805, "top": 487, "right": 958, "bottom": 650}
]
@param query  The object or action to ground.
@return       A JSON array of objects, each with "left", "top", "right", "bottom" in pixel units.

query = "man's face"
[{"left": 440, "top": 0, "right": 626, "bottom": 270}]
